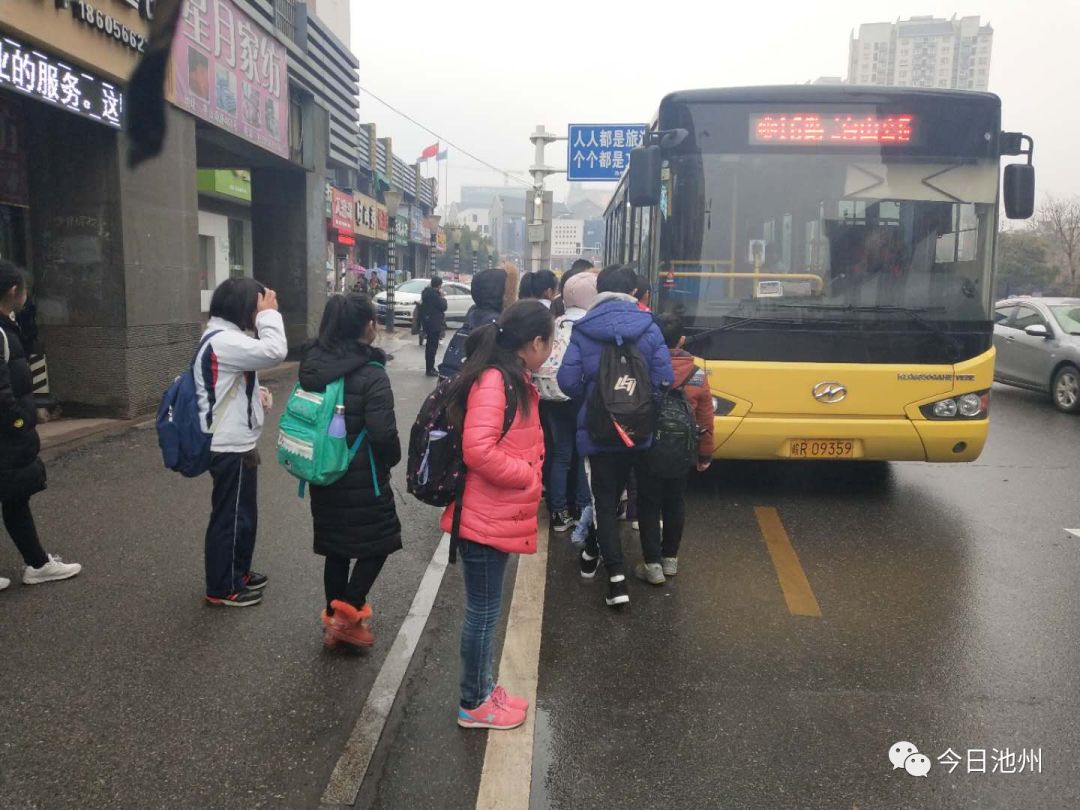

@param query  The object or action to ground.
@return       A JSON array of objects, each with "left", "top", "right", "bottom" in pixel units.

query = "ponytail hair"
[
  {"left": 317, "top": 293, "right": 376, "bottom": 351},
  {"left": 448, "top": 299, "right": 554, "bottom": 426}
]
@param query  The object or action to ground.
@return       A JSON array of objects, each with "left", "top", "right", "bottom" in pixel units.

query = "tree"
[
  {"left": 995, "top": 231, "right": 1059, "bottom": 298},
  {"left": 1036, "top": 195, "right": 1080, "bottom": 293}
]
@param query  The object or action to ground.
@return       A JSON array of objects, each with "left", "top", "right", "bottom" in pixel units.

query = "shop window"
[
  {"left": 228, "top": 218, "right": 247, "bottom": 279},
  {"left": 198, "top": 235, "right": 214, "bottom": 291},
  {"left": 289, "top": 93, "right": 304, "bottom": 164}
]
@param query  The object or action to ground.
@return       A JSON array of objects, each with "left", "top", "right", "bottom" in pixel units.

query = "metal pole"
[
  {"left": 385, "top": 216, "right": 396, "bottom": 331},
  {"left": 453, "top": 239, "right": 460, "bottom": 280},
  {"left": 429, "top": 231, "right": 438, "bottom": 276},
  {"left": 472, "top": 248, "right": 478, "bottom": 276}
]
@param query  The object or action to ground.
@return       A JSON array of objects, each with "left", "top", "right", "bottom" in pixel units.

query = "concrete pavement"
[{"left": 3, "top": 330, "right": 1080, "bottom": 810}]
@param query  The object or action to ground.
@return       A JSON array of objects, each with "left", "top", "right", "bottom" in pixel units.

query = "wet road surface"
[{"left": 2, "top": 332, "right": 1078, "bottom": 809}]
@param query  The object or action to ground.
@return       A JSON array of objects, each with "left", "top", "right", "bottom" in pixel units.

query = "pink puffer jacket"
[{"left": 440, "top": 368, "right": 543, "bottom": 555}]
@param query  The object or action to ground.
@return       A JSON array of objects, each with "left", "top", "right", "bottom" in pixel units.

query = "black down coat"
[
  {"left": 298, "top": 340, "right": 402, "bottom": 559},
  {"left": 0, "top": 316, "right": 46, "bottom": 502}
]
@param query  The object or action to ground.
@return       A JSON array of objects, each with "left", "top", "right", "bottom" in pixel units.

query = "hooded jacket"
[
  {"left": 440, "top": 368, "right": 543, "bottom": 555},
  {"left": 195, "top": 310, "right": 288, "bottom": 453},
  {"left": 437, "top": 268, "right": 511, "bottom": 379},
  {"left": 556, "top": 292, "right": 674, "bottom": 456},
  {"left": 298, "top": 340, "right": 402, "bottom": 559},
  {"left": 0, "top": 316, "right": 44, "bottom": 497},
  {"left": 419, "top": 285, "right": 447, "bottom": 336},
  {"left": 670, "top": 349, "right": 716, "bottom": 462}
]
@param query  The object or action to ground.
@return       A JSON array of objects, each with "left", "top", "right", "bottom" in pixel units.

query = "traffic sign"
[{"left": 567, "top": 124, "right": 647, "bottom": 181}]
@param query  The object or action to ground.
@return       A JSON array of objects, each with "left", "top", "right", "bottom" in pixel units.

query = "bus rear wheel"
[{"left": 1052, "top": 364, "right": 1080, "bottom": 414}]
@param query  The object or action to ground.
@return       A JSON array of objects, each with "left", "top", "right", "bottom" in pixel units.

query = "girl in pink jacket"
[{"left": 442, "top": 300, "right": 554, "bottom": 730}]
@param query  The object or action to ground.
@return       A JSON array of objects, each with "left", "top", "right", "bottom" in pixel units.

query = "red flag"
[{"left": 419, "top": 142, "right": 439, "bottom": 161}]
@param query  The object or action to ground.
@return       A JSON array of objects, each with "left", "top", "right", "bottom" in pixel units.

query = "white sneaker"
[
  {"left": 23, "top": 554, "right": 82, "bottom": 585},
  {"left": 0, "top": 576, "right": 10, "bottom": 591}
]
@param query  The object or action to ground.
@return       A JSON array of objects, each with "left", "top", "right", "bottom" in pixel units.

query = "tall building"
[{"left": 848, "top": 15, "right": 993, "bottom": 91}]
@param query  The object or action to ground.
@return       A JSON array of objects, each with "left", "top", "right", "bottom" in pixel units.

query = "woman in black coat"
[
  {"left": 298, "top": 293, "right": 401, "bottom": 649},
  {"left": 0, "top": 261, "right": 81, "bottom": 592}
]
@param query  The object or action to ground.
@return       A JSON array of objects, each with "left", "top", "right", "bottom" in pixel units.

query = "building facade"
[
  {"left": 848, "top": 15, "right": 993, "bottom": 91},
  {"left": 0, "top": 0, "right": 361, "bottom": 417}
]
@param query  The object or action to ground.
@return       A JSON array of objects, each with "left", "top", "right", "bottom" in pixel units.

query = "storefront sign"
[
  {"left": 330, "top": 187, "right": 353, "bottom": 232},
  {"left": 65, "top": 1, "right": 148, "bottom": 55},
  {"left": 197, "top": 168, "right": 251, "bottom": 201},
  {"left": 169, "top": 0, "right": 288, "bottom": 159},
  {"left": 353, "top": 193, "right": 387, "bottom": 242},
  {"left": 409, "top": 206, "right": 429, "bottom": 244},
  {"left": 0, "top": 95, "right": 28, "bottom": 207},
  {"left": 395, "top": 208, "right": 409, "bottom": 247},
  {"left": 0, "top": 35, "right": 124, "bottom": 129}
]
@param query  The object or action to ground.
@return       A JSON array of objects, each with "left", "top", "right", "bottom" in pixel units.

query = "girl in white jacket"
[{"left": 195, "top": 279, "right": 288, "bottom": 607}]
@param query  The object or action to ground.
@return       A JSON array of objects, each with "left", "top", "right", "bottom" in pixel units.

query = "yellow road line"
[
  {"left": 754, "top": 506, "right": 822, "bottom": 618},
  {"left": 474, "top": 513, "right": 549, "bottom": 810}
]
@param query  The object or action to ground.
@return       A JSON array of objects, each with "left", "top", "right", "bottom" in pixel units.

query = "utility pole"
[{"left": 528, "top": 125, "right": 564, "bottom": 273}]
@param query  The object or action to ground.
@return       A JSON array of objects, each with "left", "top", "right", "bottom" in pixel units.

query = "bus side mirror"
[
  {"left": 1004, "top": 164, "right": 1035, "bottom": 220},
  {"left": 628, "top": 146, "right": 661, "bottom": 207}
]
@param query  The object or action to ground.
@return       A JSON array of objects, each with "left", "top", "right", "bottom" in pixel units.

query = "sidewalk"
[{"left": 38, "top": 361, "right": 300, "bottom": 453}]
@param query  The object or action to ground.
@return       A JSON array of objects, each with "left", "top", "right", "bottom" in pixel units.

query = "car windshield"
[
  {"left": 1051, "top": 305, "right": 1080, "bottom": 335},
  {"left": 396, "top": 280, "right": 428, "bottom": 294}
]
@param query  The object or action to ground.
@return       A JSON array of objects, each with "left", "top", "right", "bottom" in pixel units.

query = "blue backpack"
[{"left": 157, "top": 330, "right": 238, "bottom": 477}]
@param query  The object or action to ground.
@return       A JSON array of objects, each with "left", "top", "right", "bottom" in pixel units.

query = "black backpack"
[
  {"left": 585, "top": 340, "right": 654, "bottom": 448},
  {"left": 407, "top": 374, "right": 514, "bottom": 562},
  {"left": 647, "top": 382, "right": 697, "bottom": 478}
]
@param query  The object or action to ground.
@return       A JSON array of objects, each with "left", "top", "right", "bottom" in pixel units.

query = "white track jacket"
[{"left": 194, "top": 311, "right": 288, "bottom": 453}]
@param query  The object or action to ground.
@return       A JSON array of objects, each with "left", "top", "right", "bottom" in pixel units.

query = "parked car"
[
  {"left": 374, "top": 279, "right": 472, "bottom": 325},
  {"left": 993, "top": 297, "right": 1080, "bottom": 413}
]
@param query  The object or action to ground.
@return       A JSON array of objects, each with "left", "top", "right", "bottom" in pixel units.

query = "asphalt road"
[{"left": 2, "top": 332, "right": 1079, "bottom": 810}]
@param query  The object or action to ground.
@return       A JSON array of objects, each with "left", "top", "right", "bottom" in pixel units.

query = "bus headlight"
[
  {"left": 958, "top": 393, "right": 983, "bottom": 417},
  {"left": 933, "top": 399, "right": 959, "bottom": 418},
  {"left": 920, "top": 391, "right": 989, "bottom": 420},
  {"left": 712, "top": 395, "right": 736, "bottom": 416}
]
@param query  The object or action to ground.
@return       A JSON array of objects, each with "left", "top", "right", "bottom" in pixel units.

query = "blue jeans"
[
  {"left": 459, "top": 538, "right": 510, "bottom": 709},
  {"left": 545, "top": 403, "right": 590, "bottom": 514}
]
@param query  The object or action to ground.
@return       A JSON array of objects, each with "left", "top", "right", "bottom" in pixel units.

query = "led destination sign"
[{"left": 749, "top": 113, "right": 915, "bottom": 146}]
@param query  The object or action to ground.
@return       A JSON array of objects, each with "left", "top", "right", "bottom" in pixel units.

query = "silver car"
[{"left": 993, "top": 297, "right": 1080, "bottom": 413}]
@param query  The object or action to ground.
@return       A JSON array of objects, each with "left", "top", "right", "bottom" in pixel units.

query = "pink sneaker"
[
  {"left": 491, "top": 685, "right": 529, "bottom": 712},
  {"left": 457, "top": 692, "right": 526, "bottom": 730}
]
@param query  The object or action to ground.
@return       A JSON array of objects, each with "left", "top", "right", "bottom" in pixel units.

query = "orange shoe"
[
  {"left": 322, "top": 600, "right": 375, "bottom": 648},
  {"left": 322, "top": 626, "right": 342, "bottom": 650}
]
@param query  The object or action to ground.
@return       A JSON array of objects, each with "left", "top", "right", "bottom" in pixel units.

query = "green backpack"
[{"left": 276, "top": 368, "right": 381, "bottom": 498}]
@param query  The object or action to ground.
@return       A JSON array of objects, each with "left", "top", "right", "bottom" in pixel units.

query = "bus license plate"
[{"left": 790, "top": 439, "right": 855, "bottom": 459}]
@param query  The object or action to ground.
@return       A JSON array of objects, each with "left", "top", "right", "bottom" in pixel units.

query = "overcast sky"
[{"left": 349, "top": 1, "right": 1079, "bottom": 212}]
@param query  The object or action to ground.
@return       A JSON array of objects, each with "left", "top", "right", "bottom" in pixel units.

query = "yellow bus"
[{"left": 607, "top": 86, "right": 1036, "bottom": 462}]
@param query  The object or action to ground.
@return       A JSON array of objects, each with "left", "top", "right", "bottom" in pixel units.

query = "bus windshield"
[{"left": 656, "top": 152, "right": 999, "bottom": 363}]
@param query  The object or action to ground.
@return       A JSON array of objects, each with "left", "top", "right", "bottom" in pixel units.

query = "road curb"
[{"left": 39, "top": 362, "right": 299, "bottom": 459}]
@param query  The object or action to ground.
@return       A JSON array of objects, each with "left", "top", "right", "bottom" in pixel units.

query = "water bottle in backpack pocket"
[{"left": 276, "top": 372, "right": 379, "bottom": 497}]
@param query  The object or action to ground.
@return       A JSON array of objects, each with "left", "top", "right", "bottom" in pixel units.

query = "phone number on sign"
[{"left": 73, "top": 1, "right": 148, "bottom": 54}]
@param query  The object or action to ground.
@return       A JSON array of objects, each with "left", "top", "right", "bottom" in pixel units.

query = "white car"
[{"left": 374, "top": 279, "right": 472, "bottom": 325}]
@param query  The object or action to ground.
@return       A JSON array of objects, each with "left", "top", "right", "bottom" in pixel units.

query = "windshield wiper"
[
  {"left": 767, "top": 304, "right": 963, "bottom": 361},
  {"left": 684, "top": 314, "right": 809, "bottom": 347}
]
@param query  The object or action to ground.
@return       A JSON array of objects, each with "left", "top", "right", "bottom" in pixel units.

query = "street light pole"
[
  {"left": 428, "top": 214, "right": 441, "bottom": 278},
  {"left": 383, "top": 187, "right": 404, "bottom": 332},
  {"left": 453, "top": 229, "right": 461, "bottom": 281}
]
